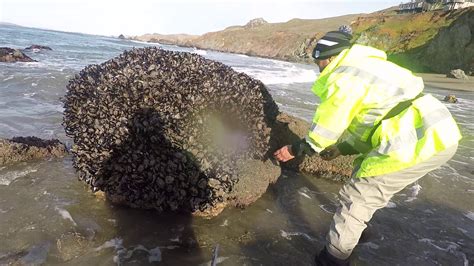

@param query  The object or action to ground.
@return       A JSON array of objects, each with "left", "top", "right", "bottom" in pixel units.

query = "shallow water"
[{"left": 1, "top": 25, "right": 473, "bottom": 265}]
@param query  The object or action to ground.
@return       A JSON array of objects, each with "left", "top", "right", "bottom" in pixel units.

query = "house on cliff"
[
  {"left": 398, "top": 0, "right": 429, "bottom": 13},
  {"left": 442, "top": 0, "right": 474, "bottom": 10},
  {"left": 398, "top": 0, "right": 474, "bottom": 13}
]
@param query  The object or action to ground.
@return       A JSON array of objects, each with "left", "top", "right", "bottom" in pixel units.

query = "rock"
[
  {"left": 55, "top": 232, "right": 91, "bottom": 262},
  {"left": 0, "top": 136, "right": 68, "bottom": 166},
  {"left": 63, "top": 47, "right": 280, "bottom": 216},
  {"left": 270, "top": 113, "right": 354, "bottom": 182},
  {"left": 118, "top": 34, "right": 126, "bottom": 39},
  {"left": 244, "top": 18, "right": 268, "bottom": 28},
  {"left": 447, "top": 69, "right": 469, "bottom": 80},
  {"left": 24, "top": 45, "right": 53, "bottom": 51},
  {"left": 0, "top": 47, "right": 36, "bottom": 63},
  {"left": 443, "top": 94, "right": 458, "bottom": 103}
]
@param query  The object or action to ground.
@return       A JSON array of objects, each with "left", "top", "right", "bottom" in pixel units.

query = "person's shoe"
[{"left": 314, "top": 247, "right": 349, "bottom": 266}]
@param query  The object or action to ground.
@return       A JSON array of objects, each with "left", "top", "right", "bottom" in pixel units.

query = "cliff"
[
  {"left": 132, "top": 7, "right": 473, "bottom": 74},
  {"left": 352, "top": 7, "right": 473, "bottom": 73},
  {"left": 133, "top": 14, "right": 360, "bottom": 62}
]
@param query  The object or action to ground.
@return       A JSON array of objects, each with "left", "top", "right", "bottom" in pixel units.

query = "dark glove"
[
  {"left": 291, "top": 138, "right": 316, "bottom": 157},
  {"left": 320, "top": 145, "right": 341, "bottom": 161}
]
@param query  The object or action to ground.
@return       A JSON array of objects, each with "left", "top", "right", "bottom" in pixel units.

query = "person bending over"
[{"left": 273, "top": 28, "right": 461, "bottom": 265}]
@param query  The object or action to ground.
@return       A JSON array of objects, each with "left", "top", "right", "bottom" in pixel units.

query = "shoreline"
[
  {"left": 136, "top": 39, "right": 473, "bottom": 93},
  {"left": 417, "top": 73, "right": 473, "bottom": 92}
]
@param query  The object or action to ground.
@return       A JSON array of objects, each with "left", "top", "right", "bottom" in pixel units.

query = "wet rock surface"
[
  {"left": 0, "top": 47, "right": 36, "bottom": 63},
  {"left": 0, "top": 136, "right": 68, "bottom": 166},
  {"left": 447, "top": 69, "right": 469, "bottom": 80},
  {"left": 443, "top": 94, "right": 459, "bottom": 103},
  {"left": 24, "top": 45, "right": 53, "bottom": 51},
  {"left": 271, "top": 113, "right": 355, "bottom": 182},
  {"left": 63, "top": 47, "right": 281, "bottom": 216}
]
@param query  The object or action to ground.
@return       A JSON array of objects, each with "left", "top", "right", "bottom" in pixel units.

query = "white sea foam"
[
  {"left": 94, "top": 238, "right": 124, "bottom": 252},
  {"left": 23, "top": 92, "right": 36, "bottom": 97},
  {"left": 3, "top": 75, "right": 14, "bottom": 81},
  {"left": 192, "top": 48, "right": 207, "bottom": 56},
  {"left": 169, "top": 236, "right": 180, "bottom": 242},
  {"left": 457, "top": 227, "right": 468, "bottom": 234},
  {"left": 220, "top": 219, "right": 228, "bottom": 227},
  {"left": 386, "top": 201, "right": 397, "bottom": 208},
  {"left": 200, "top": 256, "right": 229, "bottom": 266},
  {"left": 232, "top": 64, "right": 317, "bottom": 85},
  {"left": 280, "top": 230, "right": 316, "bottom": 241},
  {"left": 419, "top": 238, "right": 468, "bottom": 266},
  {"left": 54, "top": 206, "right": 77, "bottom": 226},
  {"left": 319, "top": 204, "right": 334, "bottom": 214},
  {"left": 405, "top": 183, "right": 422, "bottom": 202},
  {"left": 298, "top": 191, "right": 311, "bottom": 199},
  {"left": 0, "top": 168, "right": 38, "bottom": 186},
  {"left": 129, "top": 39, "right": 161, "bottom": 46},
  {"left": 94, "top": 238, "right": 163, "bottom": 264},
  {"left": 464, "top": 211, "right": 474, "bottom": 221}
]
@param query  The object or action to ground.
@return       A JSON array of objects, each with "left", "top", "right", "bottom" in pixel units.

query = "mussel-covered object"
[{"left": 63, "top": 47, "right": 280, "bottom": 213}]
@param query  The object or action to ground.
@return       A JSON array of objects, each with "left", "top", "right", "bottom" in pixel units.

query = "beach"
[
  {"left": 1, "top": 24, "right": 473, "bottom": 265},
  {"left": 418, "top": 73, "right": 473, "bottom": 92}
]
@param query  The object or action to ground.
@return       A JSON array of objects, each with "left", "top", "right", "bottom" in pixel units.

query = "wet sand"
[{"left": 417, "top": 73, "right": 473, "bottom": 92}]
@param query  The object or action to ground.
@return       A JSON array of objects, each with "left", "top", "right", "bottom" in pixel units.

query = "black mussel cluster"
[{"left": 63, "top": 47, "right": 279, "bottom": 212}]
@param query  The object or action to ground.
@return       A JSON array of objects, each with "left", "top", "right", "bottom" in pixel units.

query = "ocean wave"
[
  {"left": 94, "top": 238, "right": 162, "bottom": 264},
  {"left": 464, "top": 211, "right": 474, "bottom": 221},
  {"left": 129, "top": 39, "right": 161, "bottom": 46},
  {"left": 3, "top": 75, "right": 14, "bottom": 81},
  {"left": 191, "top": 48, "right": 207, "bottom": 56},
  {"left": 233, "top": 65, "right": 317, "bottom": 85},
  {"left": 0, "top": 168, "right": 38, "bottom": 186},
  {"left": 54, "top": 206, "right": 77, "bottom": 226},
  {"left": 280, "top": 230, "right": 316, "bottom": 241}
]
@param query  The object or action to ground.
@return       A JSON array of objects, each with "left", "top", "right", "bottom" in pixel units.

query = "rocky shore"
[
  {"left": 0, "top": 47, "right": 36, "bottom": 63},
  {"left": 0, "top": 136, "right": 67, "bottom": 166},
  {"left": 0, "top": 45, "right": 52, "bottom": 63}
]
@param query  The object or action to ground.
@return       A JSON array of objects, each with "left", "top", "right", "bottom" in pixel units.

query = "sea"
[{"left": 0, "top": 24, "right": 473, "bottom": 265}]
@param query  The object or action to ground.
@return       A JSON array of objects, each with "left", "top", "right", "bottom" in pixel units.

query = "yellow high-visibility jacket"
[{"left": 306, "top": 44, "right": 462, "bottom": 178}]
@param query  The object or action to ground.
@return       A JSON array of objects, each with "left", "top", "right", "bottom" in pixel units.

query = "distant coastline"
[{"left": 131, "top": 7, "right": 474, "bottom": 76}]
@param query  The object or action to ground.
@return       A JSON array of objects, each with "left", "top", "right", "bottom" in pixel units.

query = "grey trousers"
[{"left": 326, "top": 144, "right": 458, "bottom": 259}]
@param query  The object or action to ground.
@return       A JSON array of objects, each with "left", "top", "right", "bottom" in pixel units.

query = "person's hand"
[
  {"left": 320, "top": 145, "right": 341, "bottom": 161},
  {"left": 273, "top": 145, "right": 295, "bottom": 162}
]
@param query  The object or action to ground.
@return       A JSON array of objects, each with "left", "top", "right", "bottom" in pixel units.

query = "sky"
[{"left": 0, "top": 0, "right": 401, "bottom": 36}]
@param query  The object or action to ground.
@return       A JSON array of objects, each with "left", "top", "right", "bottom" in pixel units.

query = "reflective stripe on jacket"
[{"left": 306, "top": 44, "right": 462, "bottom": 177}]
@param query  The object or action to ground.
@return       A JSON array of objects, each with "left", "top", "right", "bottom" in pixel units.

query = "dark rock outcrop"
[
  {"left": 443, "top": 94, "right": 458, "bottom": 103},
  {"left": 447, "top": 69, "right": 469, "bottom": 80},
  {"left": 0, "top": 136, "right": 68, "bottom": 166},
  {"left": 24, "top": 45, "right": 53, "bottom": 51},
  {"left": 118, "top": 34, "right": 126, "bottom": 39},
  {"left": 244, "top": 18, "right": 268, "bottom": 28},
  {"left": 0, "top": 47, "right": 36, "bottom": 63},
  {"left": 271, "top": 113, "right": 354, "bottom": 182}
]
